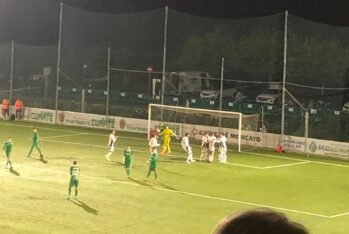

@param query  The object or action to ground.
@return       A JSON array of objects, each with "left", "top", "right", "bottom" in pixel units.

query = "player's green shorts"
[
  {"left": 69, "top": 178, "right": 79, "bottom": 187},
  {"left": 125, "top": 160, "right": 131, "bottom": 168},
  {"left": 149, "top": 166, "right": 157, "bottom": 171}
]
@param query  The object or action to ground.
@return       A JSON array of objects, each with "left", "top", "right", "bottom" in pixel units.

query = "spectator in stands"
[
  {"left": 2, "top": 98, "right": 10, "bottom": 120},
  {"left": 15, "top": 97, "right": 23, "bottom": 120},
  {"left": 213, "top": 208, "right": 309, "bottom": 234}
]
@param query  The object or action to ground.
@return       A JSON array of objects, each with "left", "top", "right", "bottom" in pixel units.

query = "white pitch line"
[
  {"left": 225, "top": 162, "right": 264, "bottom": 170},
  {"left": 44, "top": 139, "right": 130, "bottom": 149},
  {"left": 0, "top": 121, "right": 199, "bottom": 148},
  {"left": 157, "top": 187, "right": 330, "bottom": 219},
  {"left": 2, "top": 121, "right": 349, "bottom": 169},
  {"left": 247, "top": 151, "right": 349, "bottom": 169},
  {"left": 40, "top": 139, "right": 340, "bottom": 171},
  {"left": 42, "top": 139, "right": 269, "bottom": 170},
  {"left": 0, "top": 121, "right": 153, "bottom": 143},
  {"left": 1, "top": 164, "right": 332, "bottom": 219},
  {"left": 329, "top": 211, "right": 349, "bottom": 218},
  {"left": 310, "top": 161, "right": 349, "bottom": 169},
  {"left": 262, "top": 161, "right": 311, "bottom": 169},
  {"left": 42, "top": 133, "right": 89, "bottom": 139},
  {"left": 43, "top": 139, "right": 310, "bottom": 171},
  {"left": 86, "top": 175, "right": 331, "bottom": 218},
  {"left": 38, "top": 139, "right": 188, "bottom": 161},
  {"left": 245, "top": 152, "right": 309, "bottom": 162},
  {"left": 2, "top": 121, "right": 349, "bottom": 219}
]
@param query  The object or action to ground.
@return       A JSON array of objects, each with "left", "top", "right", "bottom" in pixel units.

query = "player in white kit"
[
  {"left": 217, "top": 133, "right": 227, "bottom": 163},
  {"left": 105, "top": 130, "right": 118, "bottom": 161},
  {"left": 181, "top": 133, "right": 195, "bottom": 164},
  {"left": 200, "top": 132, "right": 209, "bottom": 161},
  {"left": 148, "top": 134, "right": 160, "bottom": 153},
  {"left": 207, "top": 132, "right": 217, "bottom": 162}
]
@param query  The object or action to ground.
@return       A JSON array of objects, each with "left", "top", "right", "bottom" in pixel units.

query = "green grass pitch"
[{"left": 0, "top": 120, "right": 349, "bottom": 233}]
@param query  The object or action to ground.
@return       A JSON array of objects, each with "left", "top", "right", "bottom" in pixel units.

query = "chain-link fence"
[{"left": 0, "top": 4, "right": 348, "bottom": 143}]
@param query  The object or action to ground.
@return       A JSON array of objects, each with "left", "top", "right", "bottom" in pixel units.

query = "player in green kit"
[
  {"left": 124, "top": 145, "right": 133, "bottom": 178},
  {"left": 68, "top": 161, "right": 80, "bottom": 200},
  {"left": 146, "top": 147, "right": 158, "bottom": 181},
  {"left": 27, "top": 127, "right": 44, "bottom": 160},
  {"left": 3, "top": 136, "right": 13, "bottom": 169}
]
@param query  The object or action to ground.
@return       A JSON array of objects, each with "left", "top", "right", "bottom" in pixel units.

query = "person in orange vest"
[
  {"left": 2, "top": 98, "right": 10, "bottom": 120},
  {"left": 15, "top": 98, "right": 23, "bottom": 120}
]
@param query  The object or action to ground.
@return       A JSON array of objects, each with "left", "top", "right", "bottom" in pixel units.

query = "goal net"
[{"left": 148, "top": 104, "right": 260, "bottom": 152}]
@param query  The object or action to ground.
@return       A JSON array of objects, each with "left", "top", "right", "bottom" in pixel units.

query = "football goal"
[{"left": 147, "top": 104, "right": 260, "bottom": 152}]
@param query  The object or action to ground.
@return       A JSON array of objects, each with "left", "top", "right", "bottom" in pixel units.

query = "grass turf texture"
[{"left": 0, "top": 120, "right": 349, "bottom": 234}]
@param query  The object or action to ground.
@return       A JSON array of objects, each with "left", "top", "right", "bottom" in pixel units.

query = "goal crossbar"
[{"left": 148, "top": 103, "right": 242, "bottom": 152}]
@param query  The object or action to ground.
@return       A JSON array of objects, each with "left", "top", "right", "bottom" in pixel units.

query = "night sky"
[{"left": 0, "top": 0, "right": 349, "bottom": 45}]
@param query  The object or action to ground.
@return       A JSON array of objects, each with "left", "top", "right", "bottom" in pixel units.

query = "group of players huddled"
[
  {"left": 149, "top": 124, "right": 228, "bottom": 164},
  {"left": 200, "top": 132, "right": 228, "bottom": 163}
]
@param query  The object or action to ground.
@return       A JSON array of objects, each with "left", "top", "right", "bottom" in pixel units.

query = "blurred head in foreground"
[{"left": 213, "top": 209, "right": 309, "bottom": 234}]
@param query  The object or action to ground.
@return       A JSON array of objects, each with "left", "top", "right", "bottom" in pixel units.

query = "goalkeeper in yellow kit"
[{"left": 160, "top": 126, "right": 178, "bottom": 154}]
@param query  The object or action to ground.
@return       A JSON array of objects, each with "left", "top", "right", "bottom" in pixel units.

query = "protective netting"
[
  {"left": 166, "top": 10, "right": 284, "bottom": 136},
  {"left": 13, "top": 44, "right": 57, "bottom": 109},
  {"left": 0, "top": 6, "right": 348, "bottom": 144},
  {"left": 0, "top": 43, "right": 11, "bottom": 98},
  {"left": 0, "top": 43, "right": 57, "bottom": 109},
  {"left": 59, "top": 5, "right": 165, "bottom": 115},
  {"left": 166, "top": 11, "right": 284, "bottom": 81},
  {"left": 150, "top": 104, "right": 259, "bottom": 130},
  {"left": 287, "top": 14, "right": 349, "bottom": 141}
]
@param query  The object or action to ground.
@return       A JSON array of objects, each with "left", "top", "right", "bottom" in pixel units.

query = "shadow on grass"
[
  {"left": 51, "top": 157, "right": 75, "bottom": 160},
  {"left": 156, "top": 181, "right": 177, "bottom": 191},
  {"left": 28, "top": 156, "right": 48, "bottom": 164},
  {"left": 26, "top": 195, "right": 48, "bottom": 200},
  {"left": 40, "top": 158, "right": 48, "bottom": 164},
  {"left": 110, "top": 161, "right": 124, "bottom": 166},
  {"left": 159, "top": 168, "right": 184, "bottom": 176},
  {"left": 70, "top": 199, "right": 98, "bottom": 215},
  {"left": 160, "top": 156, "right": 186, "bottom": 163},
  {"left": 128, "top": 177, "right": 155, "bottom": 190},
  {"left": 130, "top": 165, "right": 145, "bottom": 169},
  {"left": 10, "top": 168, "right": 20, "bottom": 176}
]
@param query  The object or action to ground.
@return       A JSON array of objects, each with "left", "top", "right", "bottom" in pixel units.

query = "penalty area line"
[
  {"left": 329, "top": 211, "right": 349, "bottom": 218},
  {"left": 42, "top": 139, "right": 269, "bottom": 170},
  {"left": 42, "top": 139, "right": 315, "bottom": 170},
  {"left": 2, "top": 162, "right": 342, "bottom": 219},
  {"left": 262, "top": 161, "right": 311, "bottom": 169},
  {"left": 245, "top": 151, "right": 349, "bottom": 169},
  {"left": 78, "top": 174, "right": 333, "bottom": 219},
  {"left": 245, "top": 151, "right": 309, "bottom": 162},
  {"left": 225, "top": 162, "right": 264, "bottom": 170},
  {"left": 5, "top": 121, "right": 349, "bottom": 169},
  {"left": 42, "top": 133, "right": 90, "bottom": 139},
  {"left": 0, "top": 121, "right": 148, "bottom": 142}
]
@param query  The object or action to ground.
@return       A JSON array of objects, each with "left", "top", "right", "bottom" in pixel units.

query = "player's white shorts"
[
  {"left": 109, "top": 144, "right": 115, "bottom": 152},
  {"left": 182, "top": 145, "right": 188, "bottom": 152}
]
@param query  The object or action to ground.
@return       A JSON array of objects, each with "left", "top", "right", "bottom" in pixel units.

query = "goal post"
[{"left": 148, "top": 104, "right": 259, "bottom": 153}]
